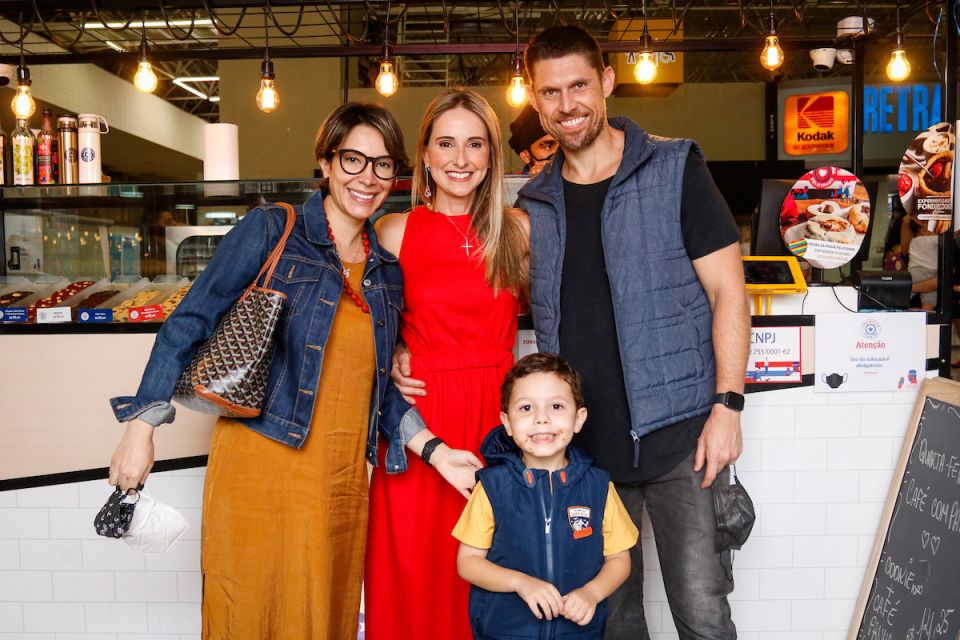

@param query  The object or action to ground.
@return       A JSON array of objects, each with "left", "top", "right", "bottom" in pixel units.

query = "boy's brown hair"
[{"left": 500, "top": 352, "right": 585, "bottom": 412}]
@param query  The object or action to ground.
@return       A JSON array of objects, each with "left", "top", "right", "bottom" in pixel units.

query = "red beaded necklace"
[{"left": 327, "top": 221, "right": 370, "bottom": 313}]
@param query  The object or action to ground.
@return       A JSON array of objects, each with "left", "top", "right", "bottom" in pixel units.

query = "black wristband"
[{"left": 421, "top": 437, "right": 445, "bottom": 467}]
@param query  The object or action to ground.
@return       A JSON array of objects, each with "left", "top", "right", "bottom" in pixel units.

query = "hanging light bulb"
[
  {"left": 886, "top": 47, "right": 910, "bottom": 82},
  {"left": 376, "top": 53, "right": 398, "bottom": 98},
  {"left": 134, "top": 15, "right": 158, "bottom": 93},
  {"left": 760, "top": 1, "right": 784, "bottom": 71},
  {"left": 256, "top": 58, "right": 280, "bottom": 112},
  {"left": 256, "top": 9, "right": 279, "bottom": 113},
  {"left": 376, "top": 2, "right": 399, "bottom": 98},
  {"left": 506, "top": 56, "right": 526, "bottom": 107},
  {"left": 886, "top": 3, "right": 910, "bottom": 82},
  {"left": 505, "top": 9, "right": 526, "bottom": 107},
  {"left": 11, "top": 16, "right": 35, "bottom": 119},
  {"left": 134, "top": 60, "right": 158, "bottom": 92},
  {"left": 761, "top": 34, "right": 784, "bottom": 70},
  {"left": 634, "top": 17, "right": 657, "bottom": 84},
  {"left": 11, "top": 66, "right": 35, "bottom": 119}
]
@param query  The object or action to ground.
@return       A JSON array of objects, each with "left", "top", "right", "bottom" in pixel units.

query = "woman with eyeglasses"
[
  {"left": 106, "top": 102, "right": 477, "bottom": 639},
  {"left": 364, "top": 89, "right": 530, "bottom": 639}
]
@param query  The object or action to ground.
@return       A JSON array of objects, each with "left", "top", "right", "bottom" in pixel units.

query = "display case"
[{"left": 0, "top": 178, "right": 414, "bottom": 330}]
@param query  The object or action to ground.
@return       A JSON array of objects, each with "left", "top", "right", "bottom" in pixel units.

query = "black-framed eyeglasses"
[{"left": 329, "top": 148, "right": 399, "bottom": 180}]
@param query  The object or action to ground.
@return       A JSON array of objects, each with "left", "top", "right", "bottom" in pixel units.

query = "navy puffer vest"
[
  {"left": 469, "top": 426, "right": 611, "bottom": 639},
  {"left": 517, "top": 118, "right": 716, "bottom": 439}
]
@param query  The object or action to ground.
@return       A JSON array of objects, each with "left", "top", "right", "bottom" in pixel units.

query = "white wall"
[{"left": 0, "top": 381, "right": 920, "bottom": 638}]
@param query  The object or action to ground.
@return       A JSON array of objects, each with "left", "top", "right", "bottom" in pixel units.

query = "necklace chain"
[{"left": 438, "top": 212, "right": 474, "bottom": 256}]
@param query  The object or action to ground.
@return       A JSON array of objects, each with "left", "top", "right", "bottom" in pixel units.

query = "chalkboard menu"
[{"left": 850, "top": 378, "right": 960, "bottom": 640}]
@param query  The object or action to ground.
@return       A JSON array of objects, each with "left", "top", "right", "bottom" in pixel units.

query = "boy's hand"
[
  {"left": 561, "top": 587, "right": 599, "bottom": 626},
  {"left": 514, "top": 575, "right": 563, "bottom": 620}
]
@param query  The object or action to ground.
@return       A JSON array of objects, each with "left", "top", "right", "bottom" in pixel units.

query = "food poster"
[
  {"left": 4, "top": 213, "right": 43, "bottom": 273},
  {"left": 779, "top": 167, "right": 870, "bottom": 270},
  {"left": 897, "top": 122, "right": 953, "bottom": 234},
  {"left": 814, "top": 312, "right": 926, "bottom": 393}
]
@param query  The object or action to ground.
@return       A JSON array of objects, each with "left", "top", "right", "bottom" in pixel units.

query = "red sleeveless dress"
[{"left": 365, "top": 205, "right": 519, "bottom": 639}]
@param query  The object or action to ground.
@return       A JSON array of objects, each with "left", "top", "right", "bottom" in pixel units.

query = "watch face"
[{"left": 717, "top": 392, "right": 745, "bottom": 412}]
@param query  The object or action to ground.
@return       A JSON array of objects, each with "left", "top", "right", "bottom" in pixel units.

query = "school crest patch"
[{"left": 567, "top": 506, "right": 593, "bottom": 539}]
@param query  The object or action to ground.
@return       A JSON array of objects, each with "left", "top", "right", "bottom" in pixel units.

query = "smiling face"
[
  {"left": 318, "top": 124, "right": 394, "bottom": 226},
  {"left": 527, "top": 53, "right": 615, "bottom": 153},
  {"left": 423, "top": 107, "right": 491, "bottom": 213},
  {"left": 501, "top": 371, "right": 588, "bottom": 471}
]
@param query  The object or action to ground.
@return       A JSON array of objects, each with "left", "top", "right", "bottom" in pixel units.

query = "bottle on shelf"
[
  {"left": 12, "top": 118, "right": 35, "bottom": 186},
  {"left": 58, "top": 115, "right": 78, "bottom": 184},
  {"left": 37, "top": 108, "right": 58, "bottom": 185},
  {"left": 0, "top": 120, "right": 7, "bottom": 185},
  {"left": 78, "top": 113, "right": 108, "bottom": 184}
]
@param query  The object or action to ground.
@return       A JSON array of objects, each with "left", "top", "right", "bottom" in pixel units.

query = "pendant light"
[
  {"left": 375, "top": 2, "right": 398, "bottom": 97},
  {"left": 886, "top": 0, "right": 911, "bottom": 82},
  {"left": 760, "top": 0, "right": 784, "bottom": 71},
  {"left": 133, "top": 13, "right": 158, "bottom": 93},
  {"left": 11, "top": 15, "right": 36, "bottom": 119},
  {"left": 633, "top": 1, "right": 657, "bottom": 84},
  {"left": 505, "top": 7, "right": 526, "bottom": 107},
  {"left": 256, "top": 9, "right": 279, "bottom": 112}
]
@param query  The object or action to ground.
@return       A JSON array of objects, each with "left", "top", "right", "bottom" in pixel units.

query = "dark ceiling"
[{"left": 0, "top": 1, "right": 948, "bottom": 122}]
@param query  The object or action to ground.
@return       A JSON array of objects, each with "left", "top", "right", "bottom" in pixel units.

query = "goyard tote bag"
[{"left": 172, "top": 202, "right": 296, "bottom": 418}]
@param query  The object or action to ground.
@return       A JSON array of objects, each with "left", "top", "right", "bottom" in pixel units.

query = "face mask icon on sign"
[{"left": 822, "top": 373, "right": 848, "bottom": 389}]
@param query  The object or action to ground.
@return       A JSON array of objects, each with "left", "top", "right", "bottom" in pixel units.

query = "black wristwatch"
[
  {"left": 713, "top": 391, "right": 745, "bottom": 412},
  {"left": 421, "top": 437, "right": 445, "bottom": 467}
]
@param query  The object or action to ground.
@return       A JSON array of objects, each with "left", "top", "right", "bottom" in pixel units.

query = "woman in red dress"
[{"left": 367, "top": 89, "right": 529, "bottom": 639}]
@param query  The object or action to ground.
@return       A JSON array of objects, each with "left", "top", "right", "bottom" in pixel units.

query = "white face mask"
[{"left": 122, "top": 492, "right": 189, "bottom": 553}]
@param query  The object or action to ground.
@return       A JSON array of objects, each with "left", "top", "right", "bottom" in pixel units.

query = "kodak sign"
[{"left": 784, "top": 91, "right": 849, "bottom": 156}]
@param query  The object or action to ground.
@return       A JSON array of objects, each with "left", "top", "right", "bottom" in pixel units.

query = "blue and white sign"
[
  {"left": 0, "top": 307, "right": 28, "bottom": 323},
  {"left": 815, "top": 312, "right": 926, "bottom": 392}
]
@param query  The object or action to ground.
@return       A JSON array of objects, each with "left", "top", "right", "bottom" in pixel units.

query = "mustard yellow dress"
[{"left": 200, "top": 261, "right": 373, "bottom": 639}]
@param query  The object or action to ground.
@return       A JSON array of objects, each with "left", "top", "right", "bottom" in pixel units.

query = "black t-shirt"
[{"left": 558, "top": 150, "right": 740, "bottom": 484}]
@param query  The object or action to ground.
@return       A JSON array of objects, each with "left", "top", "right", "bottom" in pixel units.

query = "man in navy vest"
[{"left": 515, "top": 25, "right": 750, "bottom": 639}]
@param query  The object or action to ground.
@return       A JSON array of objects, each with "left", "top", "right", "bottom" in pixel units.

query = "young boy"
[{"left": 453, "top": 353, "right": 639, "bottom": 639}]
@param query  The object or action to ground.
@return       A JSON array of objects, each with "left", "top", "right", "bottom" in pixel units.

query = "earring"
[{"left": 424, "top": 166, "right": 432, "bottom": 199}]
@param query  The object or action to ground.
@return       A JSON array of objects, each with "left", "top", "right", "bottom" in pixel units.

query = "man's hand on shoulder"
[{"left": 694, "top": 404, "right": 743, "bottom": 489}]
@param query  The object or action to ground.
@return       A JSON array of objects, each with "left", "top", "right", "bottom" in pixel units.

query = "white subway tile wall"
[{"left": 0, "top": 384, "right": 920, "bottom": 637}]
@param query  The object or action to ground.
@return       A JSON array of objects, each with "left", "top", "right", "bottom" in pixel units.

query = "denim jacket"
[{"left": 110, "top": 192, "right": 424, "bottom": 473}]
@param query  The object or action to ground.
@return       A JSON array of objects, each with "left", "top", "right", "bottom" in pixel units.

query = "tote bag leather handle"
[{"left": 241, "top": 202, "right": 297, "bottom": 300}]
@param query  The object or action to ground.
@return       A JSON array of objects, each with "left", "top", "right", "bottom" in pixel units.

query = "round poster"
[
  {"left": 898, "top": 122, "right": 953, "bottom": 234},
  {"left": 779, "top": 167, "right": 870, "bottom": 269}
]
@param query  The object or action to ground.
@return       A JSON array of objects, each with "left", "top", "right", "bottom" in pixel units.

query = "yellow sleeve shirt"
[{"left": 452, "top": 481, "right": 639, "bottom": 556}]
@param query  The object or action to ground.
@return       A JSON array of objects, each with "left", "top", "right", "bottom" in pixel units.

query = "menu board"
[
  {"left": 850, "top": 378, "right": 960, "bottom": 640},
  {"left": 897, "top": 122, "right": 954, "bottom": 235},
  {"left": 779, "top": 167, "right": 871, "bottom": 269}
]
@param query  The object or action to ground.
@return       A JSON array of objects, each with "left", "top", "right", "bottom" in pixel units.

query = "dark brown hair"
[
  {"left": 314, "top": 102, "right": 408, "bottom": 182},
  {"left": 524, "top": 25, "right": 606, "bottom": 83},
  {"left": 500, "top": 352, "right": 584, "bottom": 412}
]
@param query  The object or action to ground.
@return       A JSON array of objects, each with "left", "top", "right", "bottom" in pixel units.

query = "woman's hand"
[
  {"left": 108, "top": 419, "right": 156, "bottom": 492},
  {"left": 430, "top": 444, "right": 483, "bottom": 499},
  {"left": 391, "top": 342, "right": 427, "bottom": 404}
]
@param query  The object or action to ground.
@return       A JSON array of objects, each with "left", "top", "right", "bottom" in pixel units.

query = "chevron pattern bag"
[{"left": 173, "top": 203, "right": 297, "bottom": 418}]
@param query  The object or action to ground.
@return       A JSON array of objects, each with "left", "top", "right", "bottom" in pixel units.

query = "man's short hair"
[
  {"left": 500, "top": 352, "right": 585, "bottom": 411},
  {"left": 524, "top": 25, "right": 606, "bottom": 82}
]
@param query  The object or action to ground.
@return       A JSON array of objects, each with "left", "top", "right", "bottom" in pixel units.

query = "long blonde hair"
[{"left": 412, "top": 88, "right": 528, "bottom": 295}]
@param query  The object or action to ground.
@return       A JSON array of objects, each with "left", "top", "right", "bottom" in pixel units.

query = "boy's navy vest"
[
  {"left": 469, "top": 426, "right": 611, "bottom": 639},
  {"left": 517, "top": 118, "right": 716, "bottom": 439}
]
